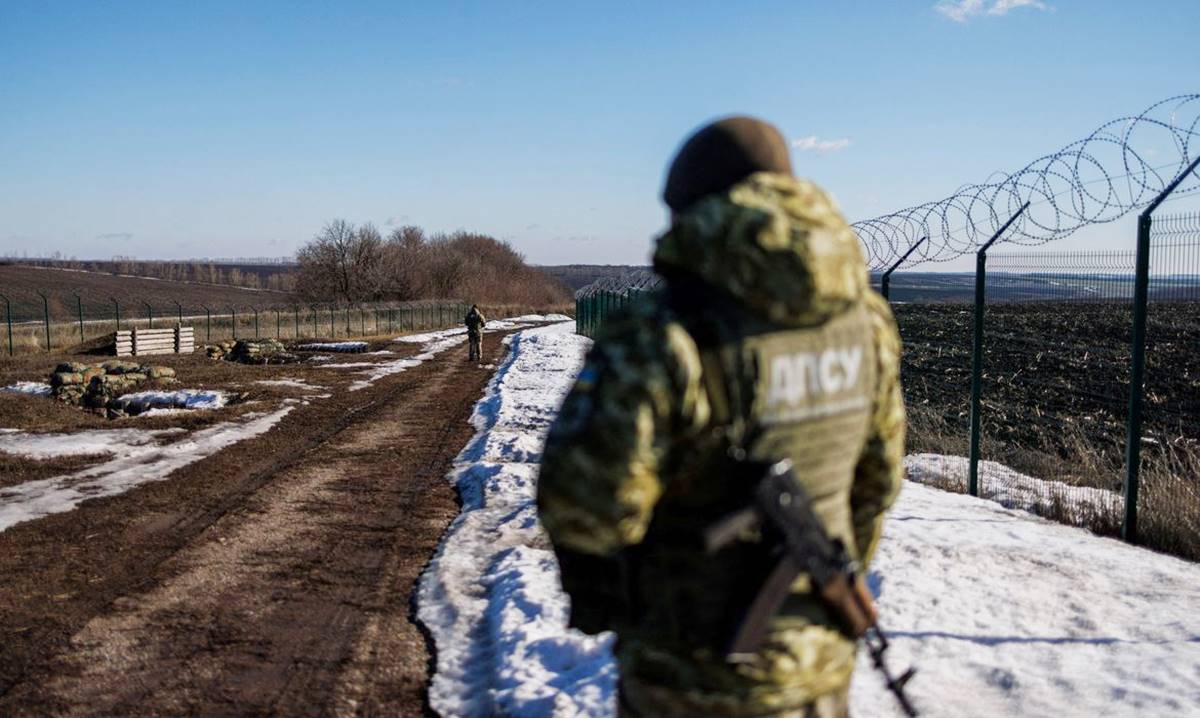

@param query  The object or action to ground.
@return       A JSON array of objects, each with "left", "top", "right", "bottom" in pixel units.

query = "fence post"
[
  {"left": 74, "top": 293, "right": 85, "bottom": 340},
  {"left": 36, "top": 290, "right": 50, "bottom": 352},
  {"left": 969, "top": 202, "right": 1029, "bottom": 497},
  {"left": 229, "top": 306, "right": 238, "bottom": 340},
  {"left": 173, "top": 300, "right": 183, "bottom": 326},
  {"left": 360, "top": 306, "right": 366, "bottom": 336},
  {"left": 202, "top": 305, "right": 212, "bottom": 342},
  {"left": 275, "top": 308, "right": 282, "bottom": 339},
  {"left": 0, "top": 293, "right": 12, "bottom": 356},
  {"left": 294, "top": 305, "right": 301, "bottom": 339},
  {"left": 881, "top": 236, "right": 927, "bottom": 301},
  {"left": 111, "top": 297, "right": 121, "bottom": 332},
  {"left": 1123, "top": 155, "right": 1200, "bottom": 543},
  {"left": 252, "top": 306, "right": 260, "bottom": 339}
]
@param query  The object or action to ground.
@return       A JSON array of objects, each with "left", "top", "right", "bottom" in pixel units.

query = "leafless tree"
[{"left": 295, "top": 219, "right": 385, "bottom": 303}]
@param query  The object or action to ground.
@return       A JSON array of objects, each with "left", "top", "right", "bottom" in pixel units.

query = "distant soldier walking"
[
  {"left": 538, "top": 117, "right": 907, "bottom": 716},
  {"left": 465, "top": 304, "right": 487, "bottom": 361}
]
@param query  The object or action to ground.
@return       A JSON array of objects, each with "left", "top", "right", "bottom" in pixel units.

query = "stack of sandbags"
[
  {"left": 50, "top": 361, "right": 90, "bottom": 404},
  {"left": 46, "top": 361, "right": 178, "bottom": 412},
  {"left": 205, "top": 340, "right": 236, "bottom": 359},
  {"left": 225, "top": 339, "right": 296, "bottom": 365}
]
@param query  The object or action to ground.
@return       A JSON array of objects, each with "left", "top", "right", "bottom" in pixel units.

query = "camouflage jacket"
[
  {"left": 537, "top": 172, "right": 905, "bottom": 713},
  {"left": 465, "top": 308, "right": 486, "bottom": 333}
]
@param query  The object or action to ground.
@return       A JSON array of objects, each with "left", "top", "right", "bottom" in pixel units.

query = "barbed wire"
[{"left": 852, "top": 94, "right": 1200, "bottom": 270}]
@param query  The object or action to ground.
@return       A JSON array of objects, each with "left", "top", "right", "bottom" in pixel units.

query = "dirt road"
[{"left": 0, "top": 332, "right": 522, "bottom": 716}]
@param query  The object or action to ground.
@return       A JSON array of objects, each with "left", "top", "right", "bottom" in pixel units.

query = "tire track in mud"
[{"left": 0, "top": 332, "right": 521, "bottom": 716}]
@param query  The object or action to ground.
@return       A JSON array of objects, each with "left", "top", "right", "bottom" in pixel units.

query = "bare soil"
[
  {"left": 0, "top": 264, "right": 292, "bottom": 323},
  {"left": 0, "top": 328, "right": 526, "bottom": 716},
  {"left": 895, "top": 301, "right": 1200, "bottom": 472}
]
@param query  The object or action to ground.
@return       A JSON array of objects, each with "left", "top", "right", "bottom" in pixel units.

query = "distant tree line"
[{"left": 294, "top": 220, "right": 570, "bottom": 306}]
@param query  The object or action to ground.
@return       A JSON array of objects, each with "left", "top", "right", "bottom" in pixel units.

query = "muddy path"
[{"left": 0, "top": 330, "right": 524, "bottom": 716}]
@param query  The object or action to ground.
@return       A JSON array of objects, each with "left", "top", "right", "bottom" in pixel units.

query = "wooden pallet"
[{"left": 115, "top": 325, "right": 196, "bottom": 357}]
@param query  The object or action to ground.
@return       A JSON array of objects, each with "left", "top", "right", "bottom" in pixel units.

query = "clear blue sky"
[{"left": 1, "top": 1, "right": 1197, "bottom": 268}]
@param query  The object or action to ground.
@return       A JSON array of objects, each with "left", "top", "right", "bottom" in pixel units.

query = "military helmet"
[{"left": 663, "top": 116, "right": 794, "bottom": 212}]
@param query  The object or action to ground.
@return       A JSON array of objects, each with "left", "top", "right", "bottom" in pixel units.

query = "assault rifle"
[{"left": 704, "top": 459, "right": 919, "bottom": 717}]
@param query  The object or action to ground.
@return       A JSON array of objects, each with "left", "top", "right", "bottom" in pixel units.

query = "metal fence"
[
  {"left": 972, "top": 250, "right": 1138, "bottom": 533},
  {"left": 0, "top": 296, "right": 525, "bottom": 356},
  {"left": 890, "top": 213, "right": 1197, "bottom": 557},
  {"left": 574, "top": 271, "right": 661, "bottom": 337}
]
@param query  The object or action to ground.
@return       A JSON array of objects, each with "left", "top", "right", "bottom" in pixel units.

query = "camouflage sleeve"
[
  {"left": 537, "top": 305, "right": 709, "bottom": 557},
  {"left": 850, "top": 292, "right": 906, "bottom": 567}
]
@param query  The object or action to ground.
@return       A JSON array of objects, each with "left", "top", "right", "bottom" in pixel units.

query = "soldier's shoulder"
[
  {"left": 588, "top": 294, "right": 702, "bottom": 376},
  {"left": 860, "top": 290, "right": 896, "bottom": 323}
]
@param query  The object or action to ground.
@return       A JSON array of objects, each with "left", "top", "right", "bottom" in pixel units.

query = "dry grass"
[
  {"left": 0, "top": 453, "right": 112, "bottom": 490},
  {"left": 1139, "top": 441, "right": 1200, "bottom": 560}
]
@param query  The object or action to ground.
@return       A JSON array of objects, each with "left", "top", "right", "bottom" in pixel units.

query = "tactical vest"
[{"left": 623, "top": 290, "right": 877, "bottom": 649}]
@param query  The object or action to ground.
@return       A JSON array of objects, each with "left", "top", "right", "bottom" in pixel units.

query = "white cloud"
[
  {"left": 935, "top": 0, "right": 1049, "bottom": 22},
  {"left": 934, "top": 0, "right": 984, "bottom": 22},
  {"left": 988, "top": 0, "right": 1050, "bottom": 15},
  {"left": 791, "top": 135, "right": 852, "bottom": 153}
]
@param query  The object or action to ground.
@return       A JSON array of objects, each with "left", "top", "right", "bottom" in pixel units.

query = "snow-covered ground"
[
  {"left": 418, "top": 322, "right": 1200, "bottom": 718},
  {"left": 850, "top": 482, "right": 1200, "bottom": 716},
  {"left": 343, "top": 315, "right": 557, "bottom": 392},
  {"left": 3, "top": 381, "right": 53, "bottom": 397},
  {"left": 112, "top": 388, "right": 229, "bottom": 413},
  {"left": 254, "top": 378, "right": 327, "bottom": 391},
  {"left": 418, "top": 322, "right": 616, "bottom": 717},
  {"left": 906, "top": 453, "right": 1122, "bottom": 520},
  {"left": 0, "top": 405, "right": 294, "bottom": 532}
]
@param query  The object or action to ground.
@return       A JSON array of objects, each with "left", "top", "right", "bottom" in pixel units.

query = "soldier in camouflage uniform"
[
  {"left": 537, "top": 117, "right": 905, "bottom": 717},
  {"left": 465, "top": 304, "right": 486, "bottom": 361}
]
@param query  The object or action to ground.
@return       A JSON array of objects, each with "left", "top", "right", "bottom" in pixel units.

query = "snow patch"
[
  {"left": 392, "top": 316, "right": 539, "bottom": 345},
  {"left": 418, "top": 322, "right": 616, "bottom": 717},
  {"left": 0, "top": 407, "right": 293, "bottom": 532},
  {"left": 850, "top": 481, "right": 1200, "bottom": 716},
  {"left": 3, "top": 381, "right": 53, "bottom": 397},
  {"left": 0, "top": 427, "right": 184, "bottom": 459},
  {"left": 112, "top": 389, "right": 229, "bottom": 413},
  {"left": 254, "top": 378, "right": 327, "bottom": 391},
  {"left": 344, "top": 318, "right": 556, "bottom": 392},
  {"left": 905, "top": 453, "right": 1122, "bottom": 519},
  {"left": 314, "top": 362, "right": 381, "bottom": 369}
]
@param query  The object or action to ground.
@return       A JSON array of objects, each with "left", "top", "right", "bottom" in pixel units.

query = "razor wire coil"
[{"left": 853, "top": 94, "right": 1200, "bottom": 270}]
